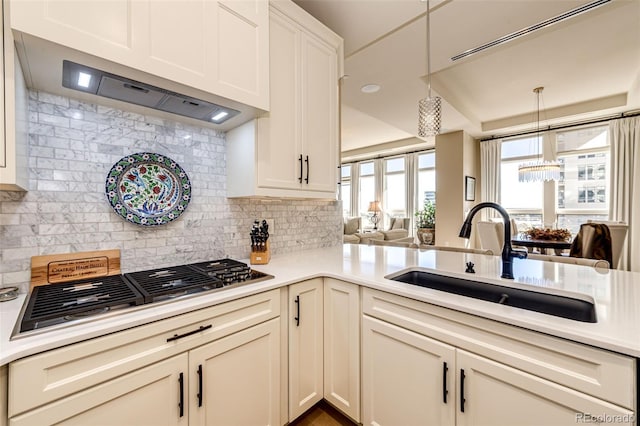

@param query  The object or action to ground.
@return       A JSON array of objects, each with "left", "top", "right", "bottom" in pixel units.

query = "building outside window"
[
  {"left": 556, "top": 125, "right": 609, "bottom": 232},
  {"left": 499, "top": 124, "right": 609, "bottom": 234}
]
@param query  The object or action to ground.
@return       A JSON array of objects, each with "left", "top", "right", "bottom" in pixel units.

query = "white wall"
[{"left": 435, "top": 130, "right": 479, "bottom": 247}]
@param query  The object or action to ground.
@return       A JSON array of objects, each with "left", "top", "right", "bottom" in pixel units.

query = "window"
[
  {"left": 341, "top": 149, "right": 435, "bottom": 235},
  {"left": 359, "top": 161, "right": 375, "bottom": 220},
  {"left": 499, "top": 125, "right": 610, "bottom": 234},
  {"left": 341, "top": 164, "right": 352, "bottom": 217},
  {"left": 500, "top": 136, "right": 543, "bottom": 228},
  {"left": 556, "top": 126, "right": 609, "bottom": 233},
  {"left": 383, "top": 157, "right": 406, "bottom": 220},
  {"left": 417, "top": 152, "right": 436, "bottom": 207}
]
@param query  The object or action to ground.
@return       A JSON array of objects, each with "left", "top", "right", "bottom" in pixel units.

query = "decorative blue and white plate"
[{"left": 105, "top": 152, "right": 191, "bottom": 226}]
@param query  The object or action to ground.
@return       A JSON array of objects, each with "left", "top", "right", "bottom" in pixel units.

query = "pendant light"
[
  {"left": 418, "top": 0, "right": 441, "bottom": 137},
  {"left": 518, "top": 87, "right": 561, "bottom": 182}
]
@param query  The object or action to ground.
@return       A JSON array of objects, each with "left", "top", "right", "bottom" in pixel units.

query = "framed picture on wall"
[{"left": 465, "top": 176, "right": 476, "bottom": 201}]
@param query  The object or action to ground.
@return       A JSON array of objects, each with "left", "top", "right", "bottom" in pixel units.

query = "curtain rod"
[
  {"left": 342, "top": 147, "right": 435, "bottom": 164},
  {"left": 480, "top": 110, "right": 640, "bottom": 142}
]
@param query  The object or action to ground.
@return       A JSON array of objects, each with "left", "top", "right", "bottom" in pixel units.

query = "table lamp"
[{"left": 368, "top": 201, "right": 381, "bottom": 230}]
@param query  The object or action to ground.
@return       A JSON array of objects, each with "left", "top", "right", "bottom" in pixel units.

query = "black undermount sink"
[{"left": 387, "top": 270, "right": 597, "bottom": 323}]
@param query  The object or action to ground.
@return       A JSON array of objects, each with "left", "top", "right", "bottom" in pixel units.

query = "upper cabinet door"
[
  {"left": 226, "top": 1, "right": 342, "bottom": 199},
  {"left": 9, "top": 0, "right": 269, "bottom": 110},
  {"left": 300, "top": 32, "right": 338, "bottom": 194},
  {"left": 255, "top": 9, "right": 301, "bottom": 191}
]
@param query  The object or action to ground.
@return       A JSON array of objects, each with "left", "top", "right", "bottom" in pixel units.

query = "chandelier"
[
  {"left": 518, "top": 87, "right": 561, "bottom": 182},
  {"left": 418, "top": 0, "right": 441, "bottom": 137}
]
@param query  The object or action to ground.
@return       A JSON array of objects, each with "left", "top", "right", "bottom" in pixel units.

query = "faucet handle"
[{"left": 465, "top": 262, "right": 475, "bottom": 273}]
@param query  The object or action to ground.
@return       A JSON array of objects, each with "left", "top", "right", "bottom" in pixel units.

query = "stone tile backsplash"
[{"left": 0, "top": 91, "right": 342, "bottom": 292}]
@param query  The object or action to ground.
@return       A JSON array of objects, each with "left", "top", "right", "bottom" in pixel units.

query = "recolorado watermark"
[{"left": 576, "top": 413, "right": 635, "bottom": 424}]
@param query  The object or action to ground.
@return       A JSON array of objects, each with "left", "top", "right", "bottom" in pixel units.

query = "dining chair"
[
  {"left": 569, "top": 223, "right": 613, "bottom": 268},
  {"left": 477, "top": 221, "right": 503, "bottom": 254},
  {"left": 587, "top": 221, "right": 628, "bottom": 269}
]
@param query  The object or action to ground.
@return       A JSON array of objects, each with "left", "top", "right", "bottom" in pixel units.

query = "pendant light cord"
[{"left": 534, "top": 86, "right": 543, "bottom": 162}]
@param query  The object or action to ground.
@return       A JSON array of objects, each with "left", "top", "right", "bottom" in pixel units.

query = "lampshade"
[
  {"left": 518, "top": 87, "right": 561, "bottom": 182},
  {"left": 418, "top": 96, "right": 442, "bottom": 137},
  {"left": 368, "top": 201, "right": 381, "bottom": 213},
  {"left": 417, "top": 0, "right": 441, "bottom": 137},
  {"left": 518, "top": 161, "right": 561, "bottom": 182}
]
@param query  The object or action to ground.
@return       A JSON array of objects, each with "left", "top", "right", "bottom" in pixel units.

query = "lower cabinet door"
[
  {"left": 456, "top": 350, "right": 635, "bottom": 426},
  {"left": 189, "top": 318, "right": 281, "bottom": 426},
  {"left": 362, "top": 316, "right": 456, "bottom": 426},
  {"left": 289, "top": 278, "right": 324, "bottom": 421},
  {"left": 10, "top": 354, "right": 189, "bottom": 426},
  {"left": 324, "top": 279, "right": 360, "bottom": 422}
]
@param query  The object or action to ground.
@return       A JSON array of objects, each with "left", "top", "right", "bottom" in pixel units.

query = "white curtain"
[
  {"left": 480, "top": 139, "right": 502, "bottom": 221},
  {"left": 405, "top": 154, "right": 416, "bottom": 235},
  {"left": 609, "top": 116, "right": 640, "bottom": 271}
]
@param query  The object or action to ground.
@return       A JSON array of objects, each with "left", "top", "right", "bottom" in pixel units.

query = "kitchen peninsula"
[{"left": 0, "top": 245, "right": 638, "bottom": 425}]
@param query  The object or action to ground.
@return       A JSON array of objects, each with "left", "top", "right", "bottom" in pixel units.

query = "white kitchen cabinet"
[
  {"left": 10, "top": 354, "right": 188, "bottom": 426},
  {"left": 288, "top": 278, "right": 324, "bottom": 421},
  {"left": 8, "top": 290, "right": 281, "bottom": 425},
  {"left": 0, "top": 0, "right": 28, "bottom": 191},
  {"left": 456, "top": 350, "right": 635, "bottom": 426},
  {"left": 189, "top": 318, "right": 280, "bottom": 426},
  {"left": 226, "top": 0, "right": 342, "bottom": 199},
  {"left": 9, "top": 0, "right": 269, "bottom": 110},
  {"left": 323, "top": 279, "right": 360, "bottom": 422},
  {"left": 361, "top": 287, "right": 637, "bottom": 425},
  {"left": 362, "top": 315, "right": 455, "bottom": 426}
]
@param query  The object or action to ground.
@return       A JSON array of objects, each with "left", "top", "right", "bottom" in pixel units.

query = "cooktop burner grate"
[
  {"left": 186, "top": 258, "right": 253, "bottom": 284},
  {"left": 15, "top": 259, "right": 274, "bottom": 338},
  {"left": 20, "top": 275, "right": 144, "bottom": 332},
  {"left": 124, "top": 265, "right": 224, "bottom": 303}
]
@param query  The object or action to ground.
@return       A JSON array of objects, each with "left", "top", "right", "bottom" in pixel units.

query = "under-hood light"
[
  {"left": 77, "top": 72, "right": 92, "bottom": 88},
  {"left": 211, "top": 111, "right": 229, "bottom": 122}
]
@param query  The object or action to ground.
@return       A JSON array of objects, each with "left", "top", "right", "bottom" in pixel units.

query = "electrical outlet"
[{"left": 265, "top": 218, "right": 275, "bottom": 235}]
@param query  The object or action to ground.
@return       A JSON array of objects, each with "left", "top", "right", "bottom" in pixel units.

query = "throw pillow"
[
  {"left": 391, "top": 218, "right": 405, "bottom": 230},
  {"left": 344, "top": 217, "right": 360, "bottom": 235}
]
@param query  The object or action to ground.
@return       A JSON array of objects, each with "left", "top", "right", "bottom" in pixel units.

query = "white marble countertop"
[{"left": 1, "top": 244, "right": 639, "bottom": 366}]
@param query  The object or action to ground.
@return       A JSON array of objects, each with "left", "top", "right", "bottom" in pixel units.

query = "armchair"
[{"left": 380, "top": 217, "right": 411, "bottom": 241}]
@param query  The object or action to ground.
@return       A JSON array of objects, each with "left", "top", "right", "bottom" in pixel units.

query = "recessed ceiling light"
[
  {"left": 361, "top": 84, "right": 380, "bottom": 94},
  {"left": 77, "top": 72, "right": 92, "bottom": 88}
]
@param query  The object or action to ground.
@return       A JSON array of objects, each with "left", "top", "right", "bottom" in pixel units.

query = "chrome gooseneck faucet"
[{"left": 458, "top": 202, "right": 528, "bottom": 279}]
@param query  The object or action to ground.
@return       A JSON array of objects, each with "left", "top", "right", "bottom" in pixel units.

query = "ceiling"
[{"left": 292, "top": 0, "right": 640, "bottom": 157}]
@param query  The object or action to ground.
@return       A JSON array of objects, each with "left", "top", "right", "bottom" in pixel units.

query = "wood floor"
[{"left": 289, "top": 401, "right": 357, "bottom": 426}]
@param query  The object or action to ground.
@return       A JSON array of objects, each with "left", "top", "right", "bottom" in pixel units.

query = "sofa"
[
  {"left": 343, "top": 217, "right": 362, "bottom": 244},
  {"left": 343, "top": 217, "right": 413, "bottom": 244}
]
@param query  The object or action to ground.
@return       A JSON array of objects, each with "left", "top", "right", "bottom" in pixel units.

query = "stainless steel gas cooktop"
[{"left": 13, "top": 258, "right": 273, "bottom": 338}]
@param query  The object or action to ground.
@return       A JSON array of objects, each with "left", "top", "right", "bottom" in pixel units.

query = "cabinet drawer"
[
  {"left": 362, "top": 287, "right": 636, "bottom": 410},
  {"left": 9, "top": 289, "right": 280, "bottom": 416}
]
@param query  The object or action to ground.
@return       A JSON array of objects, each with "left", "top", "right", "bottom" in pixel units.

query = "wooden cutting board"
[{"left": 31, "top": 249, "right": 121, "bottom": 288}]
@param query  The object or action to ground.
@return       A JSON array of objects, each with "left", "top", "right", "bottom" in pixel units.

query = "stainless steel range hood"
[
  {"left": 62, "top": 61, "right": 239, "bottom": 124},
  {"left": 13, "top": 32, "right": 259, "bottom": 130}
]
